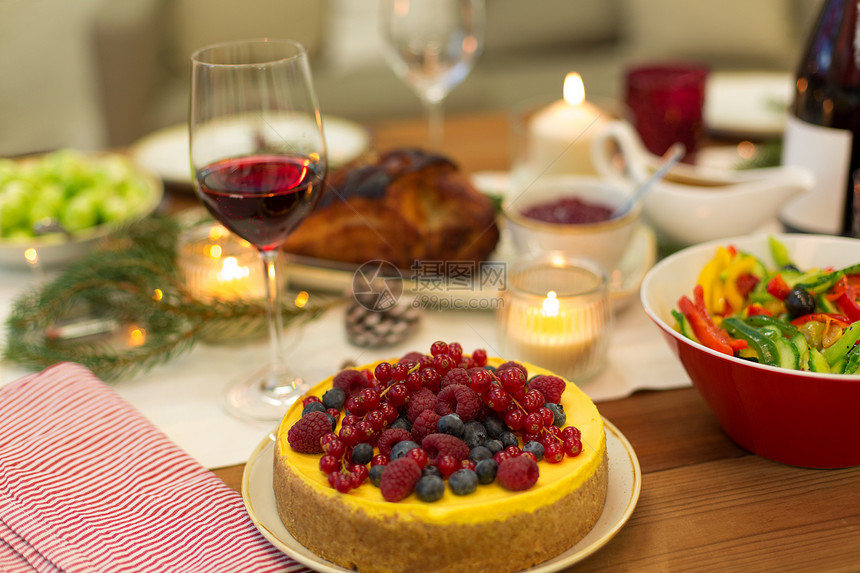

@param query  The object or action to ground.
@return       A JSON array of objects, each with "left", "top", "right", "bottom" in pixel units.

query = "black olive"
[{"left": 784, "top": 287, "right": 816, "bottom": 318}]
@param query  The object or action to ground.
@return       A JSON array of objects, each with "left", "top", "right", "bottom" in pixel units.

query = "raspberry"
[
  {"left": 496, "top": 454, "right": 540, "bottom": 491},
  {"left": 528, "top": 375, "right": 566, "bottom": 403},
  {"left": 497, "top": 360, "right": 528, "bottom": 379},
  {"left": 379, "top": 457, "right": 422, "bottom": 502},
  {"left": 441, "top": 367, "right": 470, "bottom": 389},
  {"left": 410, "top": 409, "right": 441, "bottom": 444},
  {"left": 332, "top": 369, "right": 368, "bottom": 398},
  {"left": 377, "top": 427, "right": 412, "bottom": 456},
  {"left": 421, "top": 433, "right": 470, "bottom": 464},
  {"left": 287, "top": 411, "right": 332, "bottom": 454},
  {"left": 435, "top": 384, "right": 482, "bottom": 421},
  {"left": 406, "top": 387, "right": 437, "bottom": 423},
  {"left": 400, "top": 351, "right": 425, "bottom": 365}
]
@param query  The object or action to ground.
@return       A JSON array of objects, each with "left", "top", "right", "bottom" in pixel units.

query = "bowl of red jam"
[{"left": 502, "top": 175, "right": 641, "bottom": 272}]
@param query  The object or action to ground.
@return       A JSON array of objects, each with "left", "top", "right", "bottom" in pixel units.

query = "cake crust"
[{"left": 274, "top": 448, "right": 608, "bottom": 573}]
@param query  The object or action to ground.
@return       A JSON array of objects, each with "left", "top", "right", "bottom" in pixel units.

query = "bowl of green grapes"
[{"left": 0, "top": 149, "right": 163, "bottom": 268}]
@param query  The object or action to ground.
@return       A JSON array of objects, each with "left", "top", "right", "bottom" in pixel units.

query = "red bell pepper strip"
[
  {"left": 678, "top": 285, "right": 749, "bottom": 355},
  {"left": 766, "top": 274, "right": 791, "bottom": 300},
  {"left": 835, "top": 293, "right": 860, "bottom": 323},
  {"left": 746, "top": 303, "right": 772, "bottom": 317},
  {"left": 735, "top": 272, "right": 760, "bottom": 297},
  {"left": 826, "top": 276, "right": 860, "bottom": 322},
  {"left": 790, "top": 313, "right": 851, "bottom": 328}
]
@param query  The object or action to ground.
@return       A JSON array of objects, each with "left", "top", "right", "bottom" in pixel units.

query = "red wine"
[
  {"left": 196, "top": 155, "right": 324, "bottom": 250},
  {"left": 782, "top": 0, "right": 860, "bottom": 236}
]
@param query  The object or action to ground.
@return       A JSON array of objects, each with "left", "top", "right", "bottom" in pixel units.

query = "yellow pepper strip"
[
  {"left": 697, "top": 247, "right": 732, "bottom": 316},
  {"left": 722, "top": 255, "right": 757, "bottom": 316}
]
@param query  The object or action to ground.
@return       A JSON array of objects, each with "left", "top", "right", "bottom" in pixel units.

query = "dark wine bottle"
[{"left": 781, "top": 0, "right": 860, "bottom": 236}]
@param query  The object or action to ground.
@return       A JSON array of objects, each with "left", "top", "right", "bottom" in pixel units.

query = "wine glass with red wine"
[{"left": 190, "top": 39, "right": 327, "bottom": 421}]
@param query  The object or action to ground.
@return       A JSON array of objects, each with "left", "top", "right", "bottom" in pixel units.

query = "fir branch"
[{"left": 2, "top": 215, "right": 343, "bottom": 382}]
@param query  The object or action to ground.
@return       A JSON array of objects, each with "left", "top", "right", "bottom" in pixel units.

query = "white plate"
[
  {"left": 130, "top": 116, "right": 371, "bottom": 188},
  {"left": 0, "top": 155, "right": 163, "bottom": 269},
  {"left": 283, "top": 223, "right": 656, "bottom": 313},
  {"left": 242, "top": 418, "right": 641, "bottom": 573},
  {"left": 705, "top": 71, "right": 793, "bottom": 139}
]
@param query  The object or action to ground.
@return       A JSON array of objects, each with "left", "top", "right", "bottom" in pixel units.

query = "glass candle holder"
[
  {"left": 498, "top": 254, "right": 612, "bottom": 382},
  {"left": 178, "top": 222, "right": 265, "bottom": 302}
]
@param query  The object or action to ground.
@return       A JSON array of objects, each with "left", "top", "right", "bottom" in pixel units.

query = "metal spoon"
[
  {"left": 611, "top": 142, "right": 686, "bottom": 218},
  {"left": 32, "top": 217, "right": 73, "bottom": 240}
]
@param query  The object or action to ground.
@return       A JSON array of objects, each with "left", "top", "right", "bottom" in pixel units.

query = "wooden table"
[{"left": 209, "top": 112, "right": 860, "bottom": 572}]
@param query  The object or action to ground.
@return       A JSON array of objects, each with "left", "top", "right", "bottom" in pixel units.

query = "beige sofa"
[{"left": 0, "top": 0, "right": 824, "bottom": 155}]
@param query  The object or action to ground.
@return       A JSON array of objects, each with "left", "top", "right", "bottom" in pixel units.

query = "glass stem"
[
  {"left": 425, "top": 98, "right": 445, "bottom": 150},
  {"left": 261, "top": 248, "right": 285, "bottom": 395}
]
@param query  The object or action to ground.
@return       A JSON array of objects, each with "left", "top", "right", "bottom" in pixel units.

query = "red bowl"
[{"left": 641, "top": 233, "right": 860, "bottom": 468}]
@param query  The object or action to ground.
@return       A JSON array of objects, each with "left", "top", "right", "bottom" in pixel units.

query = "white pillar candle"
[{"left": 526, "top": 73, "right": 609, "bottom": 176}]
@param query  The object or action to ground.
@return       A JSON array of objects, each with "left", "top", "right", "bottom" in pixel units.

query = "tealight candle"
[
  {"left": 498, "top": 255, "right": 611, "bottom": 382},
  {"left": 178, "top": 223, "right": 265, "bottom": 301},
  {"left": 524, "top": 72, "right": 609, "bottom": 177}
]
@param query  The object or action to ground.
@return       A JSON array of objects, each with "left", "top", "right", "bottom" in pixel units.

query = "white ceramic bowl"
[
  {"left": 0, "top": 152, "right": 163, "bottom": 268},
  {"left": 502, "top": 175, "right": 640, "bottom": 272},
  {"left": 641, "top": 232, "right": 860, "bottom": 468}
]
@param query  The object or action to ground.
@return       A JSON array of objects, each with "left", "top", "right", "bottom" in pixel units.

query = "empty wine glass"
[
  {"left": 190, "top": 39, "right": 327, "bottom": 422},
  {"left": 380, "top": 0, "right": 485, "bottom": 149}
]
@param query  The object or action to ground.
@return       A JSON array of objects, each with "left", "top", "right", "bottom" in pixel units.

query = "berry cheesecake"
[{"left": 273, "top": 343, "right": 608, "bottom": 573}]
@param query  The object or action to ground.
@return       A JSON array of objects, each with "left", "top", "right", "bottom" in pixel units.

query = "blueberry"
[
  {"left": 321, "top": 387, "right": 346, "bottom": 410},
  {"left": 437, "top": 414, "right": 465, "bottom": 438},
  {"left": 482, "top": 415, "right": 506, "bottom": 439},
  {"left": 448, "top": 469, "right": 479, "bottom": 495},
  {"left": 422, "top": 465, "right": 442, "bottom": 478},
  {"left": 390, "top": 416, "right": 412, "bottom": 432},
  {"left": 302, "top": 401, "right": 326, "bottom": 416},
  {"left": 468, "top": 445, "right": 493, "bottom": 464},
  {"left": 415, "top": 475, "right": 446, "bottom": 502},
  {"left": 464, "top": 421, "right": 487, "bottom": 449},
  {"left": 390, "top": 440, "right": 420, "bottom": 460},
  {"left": 475, "top": 458, "right": 498, "bottom": 484},
  {"left": 324, "top": 412, "right": 337, "bottom": 430},
  {"left": 369, "top": 464, "right": 385, "bottom": 487},
  {"left": 545, "top": 403, "right": 566, "bottom": 427},
  {"left": 523, "top": 440, "right": 545, "bottom": 461},
  {"left": 351, "top": 442, "right": 374, "bottom": 465},
  {"left": 499, "top": 431, "right": 519, "bottom": 449},
  {"left": 485, "top": 439, "right": 504, "bottom": 455}
]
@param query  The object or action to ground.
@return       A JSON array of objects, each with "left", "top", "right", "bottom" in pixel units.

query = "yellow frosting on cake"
[{"left": 275, "top": 358, "right": 605, "bottom": 525}]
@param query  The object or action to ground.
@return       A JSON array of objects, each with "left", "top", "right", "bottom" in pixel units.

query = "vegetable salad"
[{"left": 673, "top": 236, "right": 860, "bottom": 374}]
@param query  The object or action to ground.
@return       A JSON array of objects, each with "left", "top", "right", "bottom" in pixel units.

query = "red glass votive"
[{"left": 625, "top": 63, "right": 708, "bottom": 159}]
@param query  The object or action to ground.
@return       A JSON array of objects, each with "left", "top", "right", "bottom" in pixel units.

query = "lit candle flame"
[
  {"left": 541, "top": 291, "right": 560, "bottom": 317},
  {"left": 563, "top": 72, "right": 586, "bottom": 106},
  {"left": 217, "top": 256, "right": 250, "bottom": 282}
]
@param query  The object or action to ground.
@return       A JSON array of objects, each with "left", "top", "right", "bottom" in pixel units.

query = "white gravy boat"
[{"left": 590, "top": 120, "right": 815, "bottom": 246}]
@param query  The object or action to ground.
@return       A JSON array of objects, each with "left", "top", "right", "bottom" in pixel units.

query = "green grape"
[
  {"left": 59, "top": 191, "right": 101, "bottom": 232},
  {"left": 28, "top": 183, "right": 64, "bottom": 228},
  {"left": 0, "top": 180, "right": 35, "bottom": 236}
]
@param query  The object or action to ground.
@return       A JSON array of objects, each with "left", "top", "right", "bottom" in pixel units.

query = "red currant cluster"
[{"left": 479, "top": 367, "right": 583, "bottom": 463}]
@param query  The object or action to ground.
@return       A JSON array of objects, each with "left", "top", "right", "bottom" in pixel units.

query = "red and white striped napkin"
[{"left": 0, "top": 362, "right": 308, "bottom": 573}]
